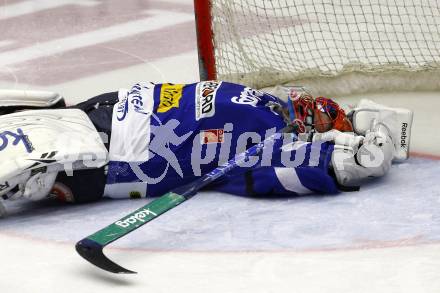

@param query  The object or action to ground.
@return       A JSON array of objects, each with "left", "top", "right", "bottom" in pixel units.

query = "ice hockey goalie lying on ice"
[{"left": 0, "top": 82, "right": 413, "bottom": 216}]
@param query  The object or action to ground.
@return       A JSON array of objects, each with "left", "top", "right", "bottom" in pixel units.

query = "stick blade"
[{"left": 75, "top": 238, "right": 136, "bottom": 274}]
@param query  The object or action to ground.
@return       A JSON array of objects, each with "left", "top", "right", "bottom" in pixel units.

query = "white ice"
[
  {"left": 2, "top": 155, "right": 440, "bottom": 293},
  {"left": 2, "top": 158, "right": 440, "bottom": 251}
]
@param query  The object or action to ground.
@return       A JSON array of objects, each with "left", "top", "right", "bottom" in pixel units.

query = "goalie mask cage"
[{"left": 194, "top": 0, "right": 440, "bottom": 96}]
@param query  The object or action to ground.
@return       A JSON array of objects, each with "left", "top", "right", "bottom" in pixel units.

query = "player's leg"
[
  {"left": 51, "top": 92, "right": 120, "bottom": 203},
  {"left": 70, "top": 91, "right": 119, "bottom": 140},
  {"left": 0, "top": 108, "right": 108, "bottom": 216},
  {"left": 0, "top": 91, "right": 119, "bottom": 215}
]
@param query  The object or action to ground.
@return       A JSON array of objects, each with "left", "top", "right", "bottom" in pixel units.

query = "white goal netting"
[{"left": 209, "top": 0, "right": 440, "bottom": 95}]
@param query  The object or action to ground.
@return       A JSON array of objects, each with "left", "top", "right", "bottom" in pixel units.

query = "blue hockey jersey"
[{"left": 104, "top": 81, "right": 339, "bottom": 199}]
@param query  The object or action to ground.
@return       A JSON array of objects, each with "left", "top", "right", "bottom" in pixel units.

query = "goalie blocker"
[{"left": 0, "top": 83, "right": 413, "bottom": 216}]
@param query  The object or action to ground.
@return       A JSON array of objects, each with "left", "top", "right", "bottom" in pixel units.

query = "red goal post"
[{"left": 194, "top": 0, "right": 217, "bottom": 81}]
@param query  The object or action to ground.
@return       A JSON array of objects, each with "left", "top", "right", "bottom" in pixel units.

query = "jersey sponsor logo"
[
  {"left": 231, "top": 87, "right": 264, "bottom": 107},
  {"left": 401, "top": 122, "right": 408, "bottom": 148},
  {"left": 158, "top": 83, "right": 184, "bottom": 113},
  {"left": 195, "top": 81, "right": 221, "bottom": 120},
  {"left": 130, "top": 83, "right": 151, "bottom": 115},
  {"left": 200, "top": 129, "right": 224, "bottom": 144},
  {"left": 115, "top": 208, "right": 158, "bottom": 228},
  {"left": 116, "top": 83, "right": 152, "bottom": 121},
  {"left": 0, "top": 128, "right": 33, "bottom": 153},
  {"left": 116, "top": 97, "right": 129, "bottom": 121}
]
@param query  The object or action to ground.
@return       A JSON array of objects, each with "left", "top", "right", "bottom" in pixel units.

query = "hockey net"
[{"left": 194, "top": 0, "right": 440, "bottom": 96}]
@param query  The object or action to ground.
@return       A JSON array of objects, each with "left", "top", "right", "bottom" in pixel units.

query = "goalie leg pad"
[
  {"left": 0, "top": 109, "right": 108, "bottom": 202},
  {"left": 0, "top": 89, "right": 65, "bottom": 115}
]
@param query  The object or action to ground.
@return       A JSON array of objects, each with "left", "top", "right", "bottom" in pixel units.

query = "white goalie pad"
[
  {"left": 0, "top": 89, "right": 64, "bottom": 108},
  {"left": 0, "top": 109, "right": 108, "bottom": 200}
]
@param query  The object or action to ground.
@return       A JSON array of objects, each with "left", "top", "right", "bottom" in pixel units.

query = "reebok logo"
[
  {"left": 401, "top": 122, "right": 408, "bottom": 148},
  {"left": 115, "top": 208, "right": 158, "bottom": 228}
]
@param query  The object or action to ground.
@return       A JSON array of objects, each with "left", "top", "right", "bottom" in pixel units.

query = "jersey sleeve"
[{"left": 208, "top": 141, "right": 339, "bottom": 196}]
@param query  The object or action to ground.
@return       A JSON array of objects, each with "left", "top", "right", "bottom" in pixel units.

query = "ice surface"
[{"left": 2, "top": 158, "right": 439, "bottom": 251}]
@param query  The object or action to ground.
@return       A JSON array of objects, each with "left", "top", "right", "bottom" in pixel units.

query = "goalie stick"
[{"left": 76, "top": 124, "right": 297, "bottom": 274}]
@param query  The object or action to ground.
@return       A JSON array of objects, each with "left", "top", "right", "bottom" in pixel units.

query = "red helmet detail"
[
  {"left": 290, "top": 92, "right": 353, "bottom": 133},
  {"left": 290, "top": 91, "right": 315, "bottom": 132},
  {"left": 315, "top": 97, "right": 353, "bottom": 132}
]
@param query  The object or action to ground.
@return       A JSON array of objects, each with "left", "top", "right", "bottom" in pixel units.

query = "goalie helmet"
[{"left": 288, "top": 90, "right": 353, "bottom": 133}]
